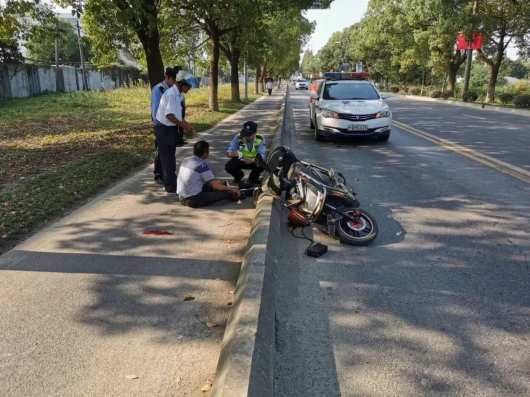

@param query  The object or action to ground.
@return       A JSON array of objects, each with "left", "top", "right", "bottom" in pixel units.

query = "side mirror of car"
[
  {"left": 380, "top": 93, "right": 390, "bottom": 99},
  {"left": 310, "top": 92, "right": 319, "bottom": 100}
]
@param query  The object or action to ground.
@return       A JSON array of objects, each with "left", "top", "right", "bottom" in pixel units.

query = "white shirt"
[
  {"left": 266, "top": 81, "right": 273, "bottom": 89},
  {"left": 156, "top": 85, "right": 183, "bottom": 126}
]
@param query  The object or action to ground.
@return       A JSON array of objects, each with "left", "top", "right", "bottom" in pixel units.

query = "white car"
[
  {"left": 295, "top": 80, "right": 309, "bottom": 90},
  {"left": 309, "top": 74, "right": 392, "bottom": 142}
]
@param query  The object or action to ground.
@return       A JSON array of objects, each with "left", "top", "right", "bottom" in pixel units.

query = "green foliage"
[
  {"left": 0, "top": 40, "right": 22, "bottom": 62},
  {"left": 410, "top": 88, "right": 421, "bottom": 95},
  {"left": 441, "top": 91, "right": 453, "bottom": 99},
  {"left": 498, "top": 93, "right": 514, "bottom": 104},
  {"left": 514, "top": 94, "right": 530, "bottom": 108},
  {"left": 390, "top": 86, "right": 400, "bottom": 93},
  {"left": 431, "top": 90, "right": 442, "bottom": 98},
  {"left": 514, "top": 81, "right": 530, "bottom": 96},
  {"left": 25, "top": 19, "right": 90, "bottom": 63},
  {"left": 463, "top": 91, "right": 478, "bottom": 102}
]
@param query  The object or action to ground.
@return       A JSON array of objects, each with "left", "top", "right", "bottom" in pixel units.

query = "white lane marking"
[{"left": 463, "top": 114, "right": 487, "bottom": 120}]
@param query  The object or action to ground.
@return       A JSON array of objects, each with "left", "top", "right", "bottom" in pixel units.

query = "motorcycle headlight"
[
  {"left": 376, "top": 108, "right": 391, "bottom": 118},
  {"left": 320, "top": 108, "right": 338, "bottom": 118}
]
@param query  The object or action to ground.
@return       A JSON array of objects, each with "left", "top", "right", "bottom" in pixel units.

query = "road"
[
  {"left": 387, "top": 96, "right": 530, "bottom": 172},
  {"left": 274, "top": 89, "right": 530, "bottom": 396}
]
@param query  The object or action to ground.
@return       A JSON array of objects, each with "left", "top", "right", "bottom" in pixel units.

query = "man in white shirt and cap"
[{"left": 155, "top": 77, "right": 194, "bottom": 195}]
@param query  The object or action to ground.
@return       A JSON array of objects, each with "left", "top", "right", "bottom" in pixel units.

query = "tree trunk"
[
  {"left": 260, "top": 59, "right": 268, "bottom": 92},
  {"left": 230, "top": 49, "right": 241, "bottom": 102},
  {"left": 486, "top": 63, "right": 501, "bottom": 103},
  {"left": 137, "top": 27, "right": 164, "bottom": 89},
  {"left": 255, "top": 66, "right": 261, "bottom": 94},
  {"left": 209, "top": 27, "right": 220, "bottom": 111},
  {"left": 447, "top": 66, "right": 457, "bottom": 93}
]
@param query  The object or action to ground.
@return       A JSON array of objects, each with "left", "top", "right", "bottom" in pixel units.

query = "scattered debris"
[
  {"left": 143, "top": 230, "right": 174, "bottom": 236},
  {"left": 206, "top": 322, "right": 218, "bottom": 328},
  {"left": 227, "top": 301, "right": 233, "bottom": 306},
  {"left": 126, "top": 375, "right": 138, "bottom": 380},
  {"left": 183, "top": 296, "right": 195, "bottom": 301},
  {"left": 176, "top": 376, "right": 182, "bottom": 384},
  {"left": 201, "top": 383, "right": 212, "bottom": 392}
]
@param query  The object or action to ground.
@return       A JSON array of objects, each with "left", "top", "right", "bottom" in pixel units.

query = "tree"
[
  {"left": 61, "top": 0, "right": 165, "bottom": 89},
  {"left": 0, "top": 40, "right": 23, "bottom": 63},
  {"left": 476, "top": 0, "right": 530, "bottom": 102},
  {"left": 25, "top": 19, "right": 90, "bottom": 63}
]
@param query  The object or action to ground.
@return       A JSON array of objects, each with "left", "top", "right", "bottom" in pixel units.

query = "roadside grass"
[{"left": 0, "top": 84, "right": 261, "bottom": 251}]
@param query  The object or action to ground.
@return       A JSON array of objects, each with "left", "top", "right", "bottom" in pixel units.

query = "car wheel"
[
  {"left": 377, "top": 134, "right": 390, "bottom": 142},
  {"left": 314, "top": 119, "right": 325, "bottom": 142},
  {"left": 310, "top": 113, "right": 314, "bottom": 129}
]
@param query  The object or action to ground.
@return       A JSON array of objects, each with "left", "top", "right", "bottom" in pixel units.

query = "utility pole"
[
  {"left": 76, "top": 20, "right": 89, "bottom": 91},
  {"left": 55, "top": 21, "right": 60, "bottom": 93},
  {"left": 244, "top": 55, "right": 248, "bottom": 101},
  {"left": 463, "top": 0, "right": 479, "bottom": 99}
]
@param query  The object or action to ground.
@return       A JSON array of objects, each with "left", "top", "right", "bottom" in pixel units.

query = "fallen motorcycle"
[{"left": 255, "top": 146, "right": 378, "bottom": 246}]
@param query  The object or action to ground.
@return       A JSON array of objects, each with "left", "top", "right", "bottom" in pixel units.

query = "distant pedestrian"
[
  {"left": 266, "top": 79, "right": 273, "bottom": 95},
  {"left": 150, "top": 67, "right": 177, "bottom": 184},
  {"left": 155, "top": 77, "right": 194, "bottom": 195},
  {"left": 178, "top": 141, "right": 241, "bottom": 208}
]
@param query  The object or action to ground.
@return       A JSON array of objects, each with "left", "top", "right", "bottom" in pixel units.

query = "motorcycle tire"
[{"left": 336, "top": 208, "right": 378, "bottom": 246}]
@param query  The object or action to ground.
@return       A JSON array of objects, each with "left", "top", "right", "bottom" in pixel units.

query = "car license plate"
[{"left": 348, "top": 124, "right": 368, "bottom": 131}]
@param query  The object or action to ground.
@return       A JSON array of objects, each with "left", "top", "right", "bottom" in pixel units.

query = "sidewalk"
[{"left": 0, "top": 87, "right": 285, "bottom": 396}]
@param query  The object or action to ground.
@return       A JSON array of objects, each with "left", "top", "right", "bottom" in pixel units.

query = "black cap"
[
  {"left": 165, "top": 67, "right": 177, "bottom": 79},
  {"left": 241, "top": 121, "right": 258, "bottom": 136}
]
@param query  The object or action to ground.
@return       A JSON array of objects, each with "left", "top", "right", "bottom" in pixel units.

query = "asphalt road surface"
[
  {"left": 274, "top": 89, "right": 530, "bottom": 396},
  {"left": 387, "top": 96, "right": 530, "bottom": 172}
]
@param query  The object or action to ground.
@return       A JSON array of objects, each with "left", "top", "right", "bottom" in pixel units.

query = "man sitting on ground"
[
  {"left": 225, "top": 121, "right": 266, "bottom": 184},
  {"left": 177, "top": 141, "right": 241, "bottom": 208}
]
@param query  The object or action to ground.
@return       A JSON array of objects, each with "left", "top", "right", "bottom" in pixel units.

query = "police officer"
[
  {"left": 155, "top": 77, "right": 194, "bottom": 195},
  {"left": 225, "top": 121, "right": 266, "bottom": 184},
  {"left": 150, "top": 67, "right": 177, "bottom": 184}
]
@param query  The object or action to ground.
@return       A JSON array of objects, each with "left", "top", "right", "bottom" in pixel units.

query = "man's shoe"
[
  {"left": 154, "top": 178, "right": 164, "bottom": 186},
  {"left": 165, "top": 191, "right": 177, "bottom": 196}
]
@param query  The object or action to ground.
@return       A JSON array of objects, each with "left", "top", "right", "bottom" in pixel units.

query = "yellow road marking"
[{"left": 393, "top": 120, "right": 530, "bottom": 184}]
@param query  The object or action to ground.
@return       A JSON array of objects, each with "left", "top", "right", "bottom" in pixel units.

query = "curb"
[
  {"left": 388, "top": 93, "right": 530, "bottom": 117},
  {"left": 211, "top": 87, "right": 290, "bottom": 397}
]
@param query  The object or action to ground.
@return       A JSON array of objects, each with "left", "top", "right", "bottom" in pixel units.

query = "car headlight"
[
  {"left": 376, "top": 109, "right": 391, "bottom": 118},
  {"left": 320, "top": 108, "right": 338, "bottom": 118}
]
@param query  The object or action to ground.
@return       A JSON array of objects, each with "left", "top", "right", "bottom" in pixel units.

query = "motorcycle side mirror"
[{"left": 255, "top": 153, "right": 267, "bottom": 170}]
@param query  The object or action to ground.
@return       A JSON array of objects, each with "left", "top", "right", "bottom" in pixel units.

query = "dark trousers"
[
  {"left": 183, "top": 183, "right": 237, "bottom": 208},
  {"left": 154, "top": 123, "right": 178, "bottom": 193},
  {"left": 225, "top": 157, "right": 264, "bottom": 183},
  {"left": 268, "top": 89, "right": 272, "bottom": 95},
  {"left": 176, "top": 126, "right": 185, "bottom": 145},
  {"left": 153, "top": 126, "right": 163, "bottom": 181}
]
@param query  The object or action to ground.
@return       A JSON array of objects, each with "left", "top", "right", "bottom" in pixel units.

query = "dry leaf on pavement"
[
  {"left": 206, "top": 322, "right": 218, "bottom": 328},
  {"left": 201, "top": 383, "right": 212, "bottom": 392},
  {"left": 176, "top": 376, "right": 182, "bottom": 384},
  {"left": 183, "top": 296, "right": 195, "bottom": 301},
  {"left": 126, "top": 375, "right": 138, "bottom": 379},
  {"left": 227, "top": 301, "right": 233, "bottom": 306}
]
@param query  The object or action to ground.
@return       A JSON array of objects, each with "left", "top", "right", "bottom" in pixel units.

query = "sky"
[{"left": 304, "top": 0, "right": 369, "bottom": 54}]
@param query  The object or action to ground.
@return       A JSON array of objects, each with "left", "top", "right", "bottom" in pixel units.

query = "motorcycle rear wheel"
[{"left": 337, "top": 208, "right": 378, "bottom": 246}]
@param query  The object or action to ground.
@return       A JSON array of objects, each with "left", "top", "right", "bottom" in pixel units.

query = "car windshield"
[
  {"left": 323, "top": 82, "right": 380, "bottom": 100},
  {"left": 298, "top": 80, "right": 307, "bottom": 83}
]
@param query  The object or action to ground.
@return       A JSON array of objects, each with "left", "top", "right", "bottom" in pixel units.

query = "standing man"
[
  {"left": 178, "top": 141, "right": 241, "bottom": 208},
  {"left": 155, "top": 78, "right": 194, "bottom": 195},
  {"left": 225, "top": 121, "right": 266, "bottom": 184},
  {"left": 151, "top": 67, "right": 177, "bottom": 184}
]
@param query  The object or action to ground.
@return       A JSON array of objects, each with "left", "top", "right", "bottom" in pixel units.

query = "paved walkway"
[{"left": 0, "top": 87, "right": 284, "bottom": 396}]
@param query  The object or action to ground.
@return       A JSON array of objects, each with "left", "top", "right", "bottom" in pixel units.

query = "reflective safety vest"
[{"left": 238, "top": 133, "right": 263, "bottom": 159}]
